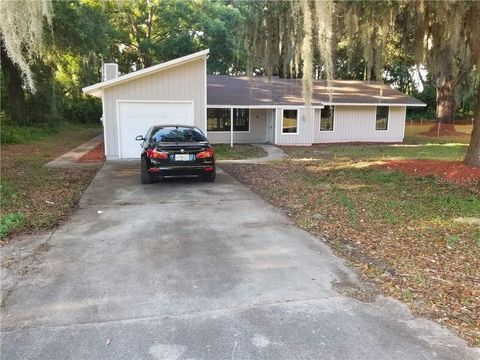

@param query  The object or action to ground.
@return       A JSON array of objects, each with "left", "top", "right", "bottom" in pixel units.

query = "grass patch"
[
  {"left": 0, "top": 213, "right": 25, "bottom": 239},
  {"left": 404, "top": 123, "right": 472, "bottom": 144},
  {"left": 283, "top": 143, "right": 468, "bottom": 162},
  {"left": 1, "top": 124, "right": 102, "bottom": 241},
  {"left": 337, "top": 193, "right": 357, "bottom": 223},
  {"left": 282, "top": 123, "right": 472, "bottom": 162},
  {"left": 213, "top": 144, "right": 268, "bottom": 160},
  {"left": 0, "top": 179, "right": 20, "bottom": 208},
  {"left": 1, "top": 121, "right": 101, "bottom": 145},
  {"left": 446, "top": 235, "right": 460, "bottom": 248}
]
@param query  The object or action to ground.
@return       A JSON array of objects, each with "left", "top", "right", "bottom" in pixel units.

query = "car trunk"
[{"left": 152, "top": 143, "right": 212, "bottom": 167}]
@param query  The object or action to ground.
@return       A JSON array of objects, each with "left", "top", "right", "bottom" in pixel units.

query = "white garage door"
[{"left": 118, "top": 101, "right": 194, "bottom": 159}]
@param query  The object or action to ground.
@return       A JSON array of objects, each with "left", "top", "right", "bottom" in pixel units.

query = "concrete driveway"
[{"left": 1, "top": 162, "right": 478, "bottom": 360}]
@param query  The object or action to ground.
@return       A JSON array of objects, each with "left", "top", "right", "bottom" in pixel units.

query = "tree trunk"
[
  {"left": 0, "top": 44, "right": 28, "bottom": 125},
  {"left": 464, "top": 88, "right": 480, "bottom": 167},
  {"left": 436, "top": 79, "right": 456, "bottom": 124}
]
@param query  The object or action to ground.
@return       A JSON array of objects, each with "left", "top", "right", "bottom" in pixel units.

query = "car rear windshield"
[{"left": 150, "top": 127, "right": 207, "bottom": 143}]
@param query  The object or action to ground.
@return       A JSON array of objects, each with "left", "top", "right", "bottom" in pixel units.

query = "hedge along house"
[{"left": 83, "top": 49, "right": 426, "bottom": 159}]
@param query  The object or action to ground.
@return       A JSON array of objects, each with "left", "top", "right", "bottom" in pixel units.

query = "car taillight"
[
  {"left": 146, "top": 148, "right": 168, "bottom": 159},
  {"left": 196, "top": 148, "right": 214, "bottom": 159}
]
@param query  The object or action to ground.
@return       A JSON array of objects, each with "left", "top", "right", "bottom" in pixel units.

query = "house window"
[
  {"left": 376, "top": 106, "right": 389, "bottom": 130},
  {"left": 320, "top": 106, "right": 334, "bottom": 131},
  {"left": 206, "top": 108, "right": 250, "bottom": 131},
  {"left": 233, "top": 109, "right": 249, "bottom": 131},
  {"left": 282, "top": 109, "right": 298, "bottom": 134},
  {"left": 207, "top": 108, "right": 230, "bottom": 131}
]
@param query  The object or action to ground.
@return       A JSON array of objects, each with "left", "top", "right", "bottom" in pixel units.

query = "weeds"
[{"left": 0, "top": 213, "right": 25, "bottom": 239}]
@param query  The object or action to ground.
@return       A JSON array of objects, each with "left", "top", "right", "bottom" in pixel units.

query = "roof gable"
[{"left": 83, "top": 49, "right": 209, "bottom": 97}]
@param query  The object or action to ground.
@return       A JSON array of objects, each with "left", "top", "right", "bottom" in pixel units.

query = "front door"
[{"left": 266, "top": 109, "right": 275, "bottom": 144}]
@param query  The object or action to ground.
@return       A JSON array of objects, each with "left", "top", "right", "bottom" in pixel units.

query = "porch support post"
[
  {"left": 230, "top": 107, "right": 234, "bottom": 148},
  {"left": 274, "top": 108, "right": 278, "bottom": 145}
]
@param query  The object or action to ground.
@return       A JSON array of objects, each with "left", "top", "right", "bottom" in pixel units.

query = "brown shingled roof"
[{"left": 207, "top": 75, "right": 425, "bottom": 107}]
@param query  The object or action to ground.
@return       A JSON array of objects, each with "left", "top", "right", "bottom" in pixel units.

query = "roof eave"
[
  {"left": 83, "top": 87, "right": 103, "bottom": 98},
  {"left": 206, "top": 102, "right": 426, "bottom": 108},
  {"left": 206, "top": 104, "right": 324, "bottom": 108},
  {"left": 321, "top": 102, "right": 427, "bottom": 107}
]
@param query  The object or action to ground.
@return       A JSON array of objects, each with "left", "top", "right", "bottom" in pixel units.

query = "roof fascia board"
[
  {"left": 322, "top": 102, "right": 426, "bottom": 107},
  {"left": 207, "top": 103, "right": 425, "bottom": 108},
  {"left": 206, "top": 104, "right": 324, "bottom": 109}
]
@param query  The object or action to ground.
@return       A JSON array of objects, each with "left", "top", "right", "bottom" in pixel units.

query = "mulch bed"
[
  {"left": 78, "top": 142, "right": 105, "bottom": 163},
  {"left": 378, "top": 159, "right": 480, "bottom": 187}
]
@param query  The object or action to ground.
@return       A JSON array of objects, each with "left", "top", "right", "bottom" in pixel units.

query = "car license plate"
[{"left": 174, "top": 154, "right": 191, "bottom": 161}]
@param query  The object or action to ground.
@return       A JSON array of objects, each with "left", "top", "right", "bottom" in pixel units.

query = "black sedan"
[{"left": 135, "top": 125, "right": 215, "bottom": 184}]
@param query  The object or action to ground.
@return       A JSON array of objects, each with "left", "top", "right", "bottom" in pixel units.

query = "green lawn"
[
  {"left": 222, "top": 123, "right": 480, "bottom": 345},
  {"left": 213, "top": 144, "right": 268, "bottom": 160},
  {"left": 283, "top": 143, "right": 468, "bottom": 162},
  {"left": 283, "top": 124, "right": 472, "bottom": 162},
  {"left": 1, "top": 121, "right": 102, "bottom": 145}
]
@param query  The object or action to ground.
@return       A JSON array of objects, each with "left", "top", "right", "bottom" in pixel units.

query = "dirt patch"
[
  {"left": 421, "top": 123, "right": 468, "bottom": 137},
  {"left": 78, "top": 142, "right": 105, "bottom": 163},
  {"left": 331, "top": 280, "right": 378, "bottom": 303},
  {"left": 377, "top": 159, "right": 480, "bottom": 187}
]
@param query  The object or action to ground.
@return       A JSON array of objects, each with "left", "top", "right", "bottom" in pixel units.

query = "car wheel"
[
  {"left": 203, "top": 171, "right": 216, "bottom": 182},
  {"left": 141, "top": 157, "right": 153, "bottom": 184}
]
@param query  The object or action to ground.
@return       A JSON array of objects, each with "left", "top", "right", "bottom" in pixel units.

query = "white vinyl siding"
[
  {"left": 103, "top": 58, "right": 206, "bottom": 159},
  {"left": 313, "top": 106, "right": 406, "bottom": 143}
]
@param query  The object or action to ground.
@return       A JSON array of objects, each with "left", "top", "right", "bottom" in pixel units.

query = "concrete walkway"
[
  {"left": 217, "top": 144, "right": 286, "bottom": 164},
  {"left": 44, "top": 135, "right": 103, "bottom": 168},
  {"left": 1, "top": 162, "right": 478, "bottom": 359}
]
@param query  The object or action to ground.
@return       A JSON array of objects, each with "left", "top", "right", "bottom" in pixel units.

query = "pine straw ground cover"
[
  {"left": 1, "top": 127, "right": 102, "bottom": 242},
  {"left": 222, "top": 152, "right": 480, "bottom": 345}
]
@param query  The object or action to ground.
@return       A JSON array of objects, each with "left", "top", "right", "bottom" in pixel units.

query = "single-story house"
[{"left": 83, "top": 49, "right": 425, "bottom": 160}]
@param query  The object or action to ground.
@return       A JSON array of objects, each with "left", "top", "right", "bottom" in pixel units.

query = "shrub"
[
  {"left": 0, "top": 213, "right": 24, "bottom": 239},
  {"left": 0, "top": 113, "right": 59, "bottom": 144},
  {"left": 62, "top": 97, "right": 102, "bottom": 124}
]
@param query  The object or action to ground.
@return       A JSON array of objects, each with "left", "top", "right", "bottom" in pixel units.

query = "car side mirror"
[{"left": 135, "top": 135, "right": 145, "bottom": 141}]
